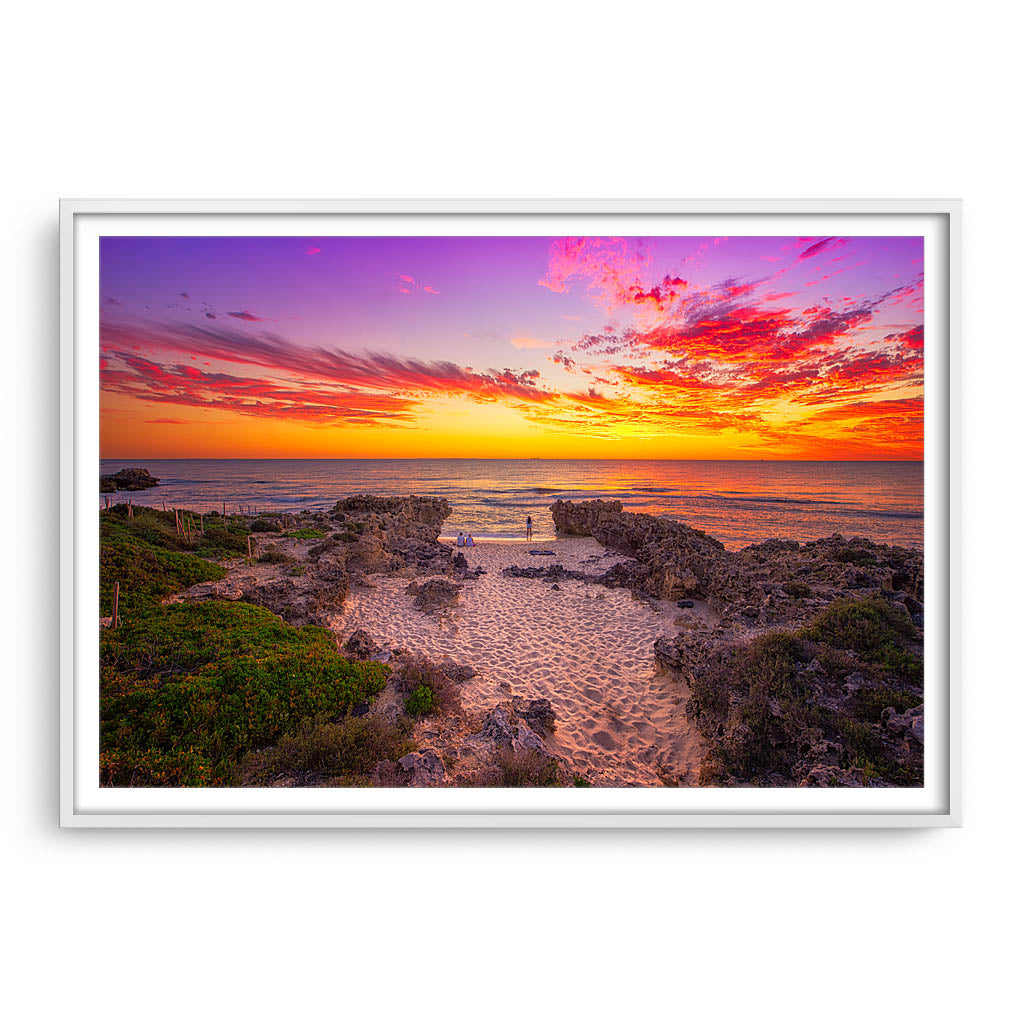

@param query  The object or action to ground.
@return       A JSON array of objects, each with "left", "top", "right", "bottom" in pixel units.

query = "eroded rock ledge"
[
  {"left": 100, "top": 467, "right": 160, "bottom": 493},
  {"left": 550, "top": 498, "right": 923, "bottom": 622}
]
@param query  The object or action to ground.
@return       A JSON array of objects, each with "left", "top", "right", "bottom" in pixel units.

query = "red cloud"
[{"left": 99, "top": 314, "right": 562, "bottom": 428}]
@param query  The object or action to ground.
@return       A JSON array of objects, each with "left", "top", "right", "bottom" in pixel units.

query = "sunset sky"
[{"left": 99, "top": 234, "right": 924, "bottom": 459}]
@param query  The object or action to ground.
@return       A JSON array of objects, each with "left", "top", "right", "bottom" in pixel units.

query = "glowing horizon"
[{"left": 100, "top": 235, "right": 924, "bottom": 461}]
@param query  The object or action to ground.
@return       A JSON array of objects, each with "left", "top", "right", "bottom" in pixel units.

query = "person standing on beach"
[{"left": 526, "top": 515, "right": 533, "bottom": 541}]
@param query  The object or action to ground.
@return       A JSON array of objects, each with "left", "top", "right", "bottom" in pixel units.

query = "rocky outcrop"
[
  {"left": 502, "top": 563, "right": 594, "bottom": 584},
  {"left": 344, "top": 629, "right": 381, "bottom": 661},
  {"left": 550, "top": 499, "right": 727, "bottom": 600},
  {"left": 510, "top": 697, "right": 556, "bottom": 737},
  {"left": 397, "top": 750, "right": 447, "bottom": 787},
  {"left": 330, "top": 495, "right": 454, "bottom": 574},
  {"left": 883, "top": 704, "right": 924, "bottom": 747},
  {"left": 471, "top": 705, "right": 551, "bottom": 755},
  {"left": 551, "top": 499, "right": 924, "bottom": 616},
  {"left": 177, "top": 562, "right": 349, "bottom": 628},
  {"left": 372, "top": 750, "right": 448, "bottom": 787},
  {"left": 406, "top": 578, "right": 462, "bottom": 614},
  {"left": 100, "top": 467, "right": 159, "bottom": 492}
]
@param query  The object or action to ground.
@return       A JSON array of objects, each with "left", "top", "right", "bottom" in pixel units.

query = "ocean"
[{"left": 99, "top": 458, "right": 924, "bottom": 550}]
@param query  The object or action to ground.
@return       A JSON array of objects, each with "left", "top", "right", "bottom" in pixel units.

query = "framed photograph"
[{"left": 60, "top": 199, "right": 959, "bottom": 827}]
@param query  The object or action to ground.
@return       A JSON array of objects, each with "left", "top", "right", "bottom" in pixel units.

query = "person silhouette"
[
  {"left": 457, "top": 532, "right": 465, "bottom": 547},
  {"left": 526, "top": 515, "right": 533, "bottom": 541}
]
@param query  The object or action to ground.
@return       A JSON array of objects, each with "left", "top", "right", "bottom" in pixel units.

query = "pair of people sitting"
[{"left": 456, "top": 532, "right": 475, "bottom": 548}]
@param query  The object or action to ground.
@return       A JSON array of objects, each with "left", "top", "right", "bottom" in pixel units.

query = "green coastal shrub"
[
  {"left": 802, "top": 596, "right": 915, "bottom": 655},
  {"left": 235, "top": 715, "right": 413, "bottom": 786},
  {"left": 393, "top": 655, "right": 461, "bottom": 717},
  {"left": 257, "top": 546, "right": 293, "bottom": 564},
  {"left": 249, "top": 518, "right": 282, "bottom": 533},
  {"left": 100, "top": 532, "right": 224, "bottom": 619},
  {"left": 404, "top": 684, "right": 436, "bottom": 717},
  {"left": 802, "top": 596, "right": 921, "bottom": 684},
  {"left": 102, "top": 504, "right": 249, "bottom": 561},
  {"left": 100, "top": 601, "right": 389, "bottom": 786}
]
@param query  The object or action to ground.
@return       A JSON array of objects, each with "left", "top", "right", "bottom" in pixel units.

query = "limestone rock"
[
  {"left": 100, "top": 467, "right": 159, "bottom": 492},
  {"left": 396, "top": 750, "right": 447, "bottom": 787},
  {"left": 344, "top": 629, "right": 380, "bottom": 660},
  {"left": 406, "top": 578, "right": 461, "bottom": 614}
]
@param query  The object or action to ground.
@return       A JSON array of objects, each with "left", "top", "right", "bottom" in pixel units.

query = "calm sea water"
[{"left": 99, "top": 459, "right": 923, "bottom": 550}]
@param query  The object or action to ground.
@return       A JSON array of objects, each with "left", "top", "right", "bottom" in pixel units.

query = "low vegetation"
[
  {"left": 393, "top": 655, "right": 462, "bottom": 718},
  {"left": 103, "top": 503, "right": 250, "bottom": 562},
  {"left": 285, "top": 528, "right": 326, "bottom": 540},
  {"left": 99, "top": 506, "right": 393, "bottom": 787},
  {"left": 101, "top": 509, "right": 227, "bottom": 619},
  {"left": 496, "top": 748, "right": 561, "bottom": 787},
  {"left": 257, "top": 546, "right": 294, "bottom": 564},
  {"left": 687, "top": 596, "right": 924, "bottom": 787},
  {"left": 235, "top": 715, "right": 413, "bottom": 786},
  {"left": 101, "top": 601, "right": 389, "bottom": 786}
]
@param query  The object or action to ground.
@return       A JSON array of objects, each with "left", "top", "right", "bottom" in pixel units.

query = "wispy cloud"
[
  {"left": 509, "top": 336, "right": 552, "bottom": 350},
  {"left": 396, "top": 274, "right": 440, "bottom": 296}
]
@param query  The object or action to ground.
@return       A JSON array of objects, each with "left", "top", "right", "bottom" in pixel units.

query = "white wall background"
[{"left": 3, "top": 2, "right": 1019, "bottom": 1020}]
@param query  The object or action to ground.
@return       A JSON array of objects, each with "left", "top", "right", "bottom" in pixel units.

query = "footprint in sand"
[
  {"left": 583, "top": 686, "right": 603, "bottom": 702},
  {"left": 592, "top": 730, "right": 618, "bottom": 751}
]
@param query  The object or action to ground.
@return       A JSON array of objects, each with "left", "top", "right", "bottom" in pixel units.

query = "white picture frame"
[{"left": 60, "top": 198, "right": 961, "bottom": 828}]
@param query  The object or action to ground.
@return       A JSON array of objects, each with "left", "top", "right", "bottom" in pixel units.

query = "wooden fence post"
[
  {"left": 247, "top": 535, "right": 252, "bottom": 564},
  {"left": 112, "top": 581, "right": 119, "bottom": 628}
]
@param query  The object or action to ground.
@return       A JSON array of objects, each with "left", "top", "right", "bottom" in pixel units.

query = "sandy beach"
[{"left": 332, "top": 537, "right": 709, "bottom": 785}]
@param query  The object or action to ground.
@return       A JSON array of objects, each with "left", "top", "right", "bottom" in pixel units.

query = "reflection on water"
[{"left": 99, "top": 458, "right": 923, "bottom": 550}]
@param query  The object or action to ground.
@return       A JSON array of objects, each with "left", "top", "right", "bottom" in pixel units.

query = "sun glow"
[{"left": 100, "top": 234, "right": 924, "bottom": 461}]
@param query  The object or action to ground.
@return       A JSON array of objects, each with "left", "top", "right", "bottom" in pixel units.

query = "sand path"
[{"left": 331, "top": 538, "right": 706, "bottom": 786}]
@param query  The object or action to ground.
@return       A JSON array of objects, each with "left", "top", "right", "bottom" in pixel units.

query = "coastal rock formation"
[
  {"left": 470, "top": 701, "right": 559, "bottom": 757},
  {"left": 551, "top": 498, "right": 924, "bottom": 614},
  {"left": 406, "top": 578, "right": 462, "bottom": 614},
  {"left": 330, "top": 495, "right": 454, "bottom": 575},
  {"left": 550, "top": 498, "right": 726, "bottom": 600},
  {"left": 344, "top": 628, "right": 381, "bottom": 660},
  {"left": 245, "top": 566, "right": 350, "bottom": 627},
  {"left": 100, "top": 467, "right": 160, "bottom": 492},
  {"left": 397, "top": 750, "right": 447, "bottom": 787},
  {"left": 177, "top": 562, "right": 349, "bottom": 628},
  {"left": 510, "top": 696, "right": 557, "bottom": 737}
]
